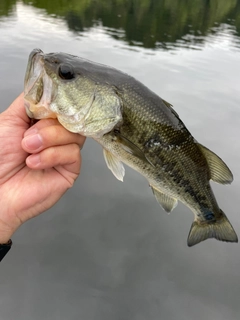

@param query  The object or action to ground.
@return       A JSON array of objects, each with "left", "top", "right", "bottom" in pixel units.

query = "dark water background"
[{"left": 1, "top": 1, "right": 240, "bottom": 319}]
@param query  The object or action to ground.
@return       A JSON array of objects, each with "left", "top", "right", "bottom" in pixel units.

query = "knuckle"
[
  {"left": 51, "top": 125, "right": 62, "bottom": 140},
  {"left": 73, "top": 142, "right": 81, "bottom": 153},
  {"left": 78, "top": 135, "right": 86, "bottom": 146},
  {"left": 42, "top": 144, "right": 80, "bottom": 166},
  {"left": 43, "top": 146, "right": 60, "bottom": 164},
  {"left": 70, "top": 143, "right": 81, "bottom": 159},
  {"left": 35, "top": 118, "right": 57, "bottom": 130},
  {"left": 40, "top": 125, "right": 60, "bottom": 145},
  {"left": 41, "top": 118, "right": 59, "bottom": 127}
]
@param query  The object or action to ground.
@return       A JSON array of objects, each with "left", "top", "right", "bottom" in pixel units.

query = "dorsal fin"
[
  {"left": 162, "top": 99, "right": 173, "bottom": 109},
  {"left": 162, "top": 99, "right": 179, "bottom": 117},
  {"left": 197, "top": 143, "right": 233, "bottom": 184}
]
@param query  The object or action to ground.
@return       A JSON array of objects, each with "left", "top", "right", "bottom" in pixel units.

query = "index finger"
[
  {"left": 22, "top": 121, "right": 86, "bottom": 154},
  {"left": 8, "top": 92, "right": 30, "bottom": 124}
]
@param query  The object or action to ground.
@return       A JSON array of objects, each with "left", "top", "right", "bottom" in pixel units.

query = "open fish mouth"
[{"left": 24, "top": 48, "right": 57, "bottom": 119}]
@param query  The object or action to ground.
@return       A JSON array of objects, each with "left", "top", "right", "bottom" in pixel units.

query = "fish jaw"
[{"left": 24, "top": 49, "right": 57, "bottom": 119}]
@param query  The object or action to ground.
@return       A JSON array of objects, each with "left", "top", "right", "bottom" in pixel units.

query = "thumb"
[{"left": 3, "top": 92, "right": 30, "bottom": 128}]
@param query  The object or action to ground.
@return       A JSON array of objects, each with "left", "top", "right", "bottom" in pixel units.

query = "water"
[{"left": 1, "top": 1, "right": 240, "bottom": 319}]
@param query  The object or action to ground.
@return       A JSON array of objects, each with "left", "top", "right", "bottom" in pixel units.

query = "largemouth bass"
[{"left": 24, "top": 48, "right": 238, "bottom": 246}]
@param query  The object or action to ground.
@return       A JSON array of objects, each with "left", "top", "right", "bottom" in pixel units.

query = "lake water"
[{"left": 1, "top": 1, "right": 240, "bottom": 319}]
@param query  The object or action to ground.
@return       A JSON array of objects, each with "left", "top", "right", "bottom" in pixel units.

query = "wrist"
[
  {"left": 0, "top": 231, "right": 13, "bottom": 244},
  {"left": 0, "top": 206, "right": 23, "bottom": 243},
  {"left": 0, "top": 234, "right": 13, "bottom": 244},
  {"left": 0, "top": 219, "right": 16, "bottom": 244}
]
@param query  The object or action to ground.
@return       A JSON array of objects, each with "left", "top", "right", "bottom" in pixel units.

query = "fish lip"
[
  {"left": 24, "top": 100, "right": 34, "bottom": 118},
  {"left": 24, "top": 49, "right": 44, "bottom": 97},
  {"left": 24, "top": 49, "right": 57, "bottom": 119},
  {"left": 29, "top": 48, "right": 43, "bottom": 61},
  {"left": 24, "top": 50, "right": 45, "bottom": 117}
]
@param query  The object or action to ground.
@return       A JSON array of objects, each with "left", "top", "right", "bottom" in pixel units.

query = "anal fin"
[
  {"left": 151, "top": 186, "right": 178, "bottom": 213},
  {"left": 103, "top": 149, "right": 125, "bottom": 181}
]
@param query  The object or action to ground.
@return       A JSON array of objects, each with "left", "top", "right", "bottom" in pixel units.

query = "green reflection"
[
  {"left": 2, "top": 0, "right": 240, "bottom": 49},
  {"left": 0, "top": 0, "right": 17, "bottom": 17}
]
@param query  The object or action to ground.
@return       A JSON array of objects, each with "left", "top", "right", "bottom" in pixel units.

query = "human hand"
[{"left": 0, "top": 93, "right": 85, "bottom": 243}]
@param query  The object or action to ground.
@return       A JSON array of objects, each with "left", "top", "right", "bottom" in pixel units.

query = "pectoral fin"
[
  {"left": 197, "top": 143, "right": 233, "bottom": 184},
  {"left": 151, "top": 186, "right": 178, "bottom": 213},
  {"left": 103, "top": 149, "right": 125, "bottom": 181},
  {"left": 116, "top": 132, "right": 154, "bottom": 167}
]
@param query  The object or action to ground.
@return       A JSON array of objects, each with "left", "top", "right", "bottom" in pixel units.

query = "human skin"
[{"left": 0, "top": 93, "right": 85, "bottom": 243}]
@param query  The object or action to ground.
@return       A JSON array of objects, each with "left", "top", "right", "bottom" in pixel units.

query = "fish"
[{"left": 24, "top": 48, "right": 238, "bottom": 247}]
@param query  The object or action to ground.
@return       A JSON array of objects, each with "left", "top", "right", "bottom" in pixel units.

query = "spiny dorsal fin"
[
  {"left": 197, "top": 143, "right": 233, "bottom": 184},
  {"left": 162, "top": 99, "right": 179, "bottom": 117},
  {"left": 103, "top": 148, "right": 125, "bottom": 181},
  {"left": 151, "top": 186, "right": 178, "bottom": 213},
  {"left": 162, "top": 99, "right": 173, "bottom": 109},
  {"left": 188, "top": 210, "right": 238, "bottom": 247}
]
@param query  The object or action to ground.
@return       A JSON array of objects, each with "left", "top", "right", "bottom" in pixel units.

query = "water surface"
[{"left": 1, "top": 1, "right": 240, "bottom": 320}]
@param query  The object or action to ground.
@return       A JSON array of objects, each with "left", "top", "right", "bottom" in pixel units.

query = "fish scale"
[{"left": 24, "top": 48, "right": 238, "bottom": 246}]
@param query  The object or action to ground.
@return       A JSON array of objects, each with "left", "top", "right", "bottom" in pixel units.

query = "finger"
[
  {"left": 26, "top": 143, "right": 82, "bottom": 175},
  {"left": 24, "top": 118, "right": 61, "bottom": 135},
  {"left": 8, "top": 92, "right": 30, "bottom": 124},
  {"left": 22, "top": 123, "right": 86, "bottom": 153},
  {"left": 2, "top": 92, "right": 30, "bottom": 129}
]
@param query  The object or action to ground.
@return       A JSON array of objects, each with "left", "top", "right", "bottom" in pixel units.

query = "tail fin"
[{"left": 188, "top": 210, "right": 238, "bottom": 247}]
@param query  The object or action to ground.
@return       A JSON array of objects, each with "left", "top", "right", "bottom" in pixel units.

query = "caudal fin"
[{"left": 187, "top": 210, "right": 238, "bottom": 247}]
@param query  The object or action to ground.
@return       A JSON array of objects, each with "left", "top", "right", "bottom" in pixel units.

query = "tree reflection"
[
  {"left": 0, "top": 0, "right": 17, "bottom": 17},
  {"left": 2, "top": 0, "right": 240, "bottom": 49}
]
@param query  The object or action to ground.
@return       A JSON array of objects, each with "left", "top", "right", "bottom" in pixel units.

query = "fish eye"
[{"left": 58, "top": 64, "right": 75, "bottom": 80}]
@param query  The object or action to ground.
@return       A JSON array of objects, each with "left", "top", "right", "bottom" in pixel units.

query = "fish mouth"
[{"left": 24, "top": 48, "right": 57, "bottom": 119}]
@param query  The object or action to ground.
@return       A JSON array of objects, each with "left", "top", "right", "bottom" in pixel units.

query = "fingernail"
[
  {"left": 24, "top": 127, "right": 38, "bottom": 137},
  {"left": 27, "top": 154, "right": 41, "bottom": 166},
  {"left": 23, "top": 134, "right": 42, "bottom": 150}
]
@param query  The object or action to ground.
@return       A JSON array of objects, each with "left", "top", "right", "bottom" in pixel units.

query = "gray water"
[{"left": 1, "top": 1, "right": 240, "bottom": 319}]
